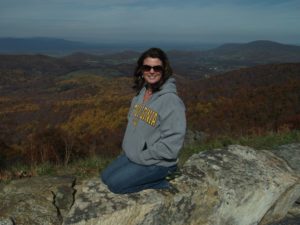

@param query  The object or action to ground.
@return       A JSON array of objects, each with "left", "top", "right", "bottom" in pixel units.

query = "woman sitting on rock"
[{"left": 101, "top": 47, "right": 186, "bottom": 194}]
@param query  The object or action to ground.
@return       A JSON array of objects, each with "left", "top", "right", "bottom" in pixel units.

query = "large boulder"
[
  {"left": 1, "top": 144, "right": 299, "bottom": 225},
  {"left": 63, "top": 145, "right": 300, "bottom": 225}
]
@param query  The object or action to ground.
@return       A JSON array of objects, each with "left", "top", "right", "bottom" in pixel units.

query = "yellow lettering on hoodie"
[
  {"left": 145, "top": 108, "right": 152, "bottom": 124},
  {"left": 139, "top": 105, "right": 146, "bottom": 120},
  {"left": 150, "top": 112, "right": 158, "bottom": 126},
  {"left": 131, "top": 104, "right": 158, "bottom": 127},
  {"left": 141, "top": 106, "right": 148, "bottom": 121}
]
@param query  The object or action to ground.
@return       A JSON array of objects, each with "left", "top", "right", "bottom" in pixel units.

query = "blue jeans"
[{"left": 101, "top": 154, "right": 176, "bottom": 194}]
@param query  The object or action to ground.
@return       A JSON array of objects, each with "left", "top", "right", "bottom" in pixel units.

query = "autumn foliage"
[
  {"left": 179, "top": 63, "right": 300, "bottom": 136},
  {"left": 1, "top": 60, "right": 300, "bottom": 169}
]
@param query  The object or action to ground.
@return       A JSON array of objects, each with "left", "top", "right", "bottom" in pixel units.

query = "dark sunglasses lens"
[
  {"left": 153, "top": 66, "right": 163, "bottom": 72},
  {"left": 142, "top": 65, "right": 163, "bottom": 72},
  {"left": 142, "top": 65, "right": 152, "bottom": 71}
]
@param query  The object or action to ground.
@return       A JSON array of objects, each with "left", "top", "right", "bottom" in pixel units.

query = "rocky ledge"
[{"left": 1, "top": 144, "right": 300, "bottom": 225}]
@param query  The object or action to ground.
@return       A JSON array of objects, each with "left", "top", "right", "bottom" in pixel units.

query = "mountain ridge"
[
  {"left": 0, "top": 37, "right": 92, "bottom": 53},
  {"left": 215, "top": 40, "right": 300, "bottom": 50},
  {"left": 203, "top": 40, "right": 300, "bottom": 63},
  {"left": 1, "top": 37, "right": 300, "bottom": 55}
]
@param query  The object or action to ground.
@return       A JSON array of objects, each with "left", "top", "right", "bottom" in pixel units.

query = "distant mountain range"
[
  {"left": 0, "top": 37, "right": 217, "bottom": 54},
  {"left": 167, "top": 40, "right": 300, "bottom": 77},
  {"left": 0, "top": 37, "right": 106, "bottom": 55},
  {"left": 203, "top": 40, "right": 300, "bottom": 63},
  {"left": 1, "top": 37, "right": 300, "bottom": 57},
  {"left": 1, "top": 37, "right": 300, "bottom": 79}
]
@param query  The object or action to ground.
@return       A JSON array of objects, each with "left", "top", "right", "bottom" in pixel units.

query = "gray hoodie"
[{"left": 122, "top": 78, "right": 186, "bottom": 167}]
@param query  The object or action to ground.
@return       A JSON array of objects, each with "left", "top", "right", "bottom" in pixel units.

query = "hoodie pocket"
[
  {"left": 122, "top": 131, "right": 146, "bottom": 160},
  {"left": 142, "top": 142, "right": 147, "bottom": 151}
]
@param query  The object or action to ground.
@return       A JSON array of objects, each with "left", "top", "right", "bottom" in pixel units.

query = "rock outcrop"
[
  {"left": 1, "top": 144, "right": 300, "bottom": 225},
  {"left": 0, "top": 176, "right": 76, "bottom": 225},
  {"left": 64, "top": 144, "right": 300, "bottom": 225}
]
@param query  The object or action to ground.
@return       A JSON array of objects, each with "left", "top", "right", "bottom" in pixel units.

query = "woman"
[{"left": 101, "top": 47, "right": 186, "bottom": 194}]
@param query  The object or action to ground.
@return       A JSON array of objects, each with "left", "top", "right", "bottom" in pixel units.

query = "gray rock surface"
[
  {"left": 270, "top": 143, "right": 300, "bottom": 225},
  {"left": 271, "top": 143, "right": 300, "bottom": 173},
  {"left": 0, "top": 217, "right": 14, "bottom": 225},
  {"left": 0, "top": 176, "right": 75, "bottom": 225},
  {"left": 64, "top": 145, "right": 300, "bottom": 225},
  {"left": 1, "top": 144, "right": 300, "bottom": 225}
]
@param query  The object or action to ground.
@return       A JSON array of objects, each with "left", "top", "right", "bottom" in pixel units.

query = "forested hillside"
[
  {"left": 181, "top": 63, "right": 300, "bottom": 134},
  {"left": 0, "top": 53, "right": 300, "bottom": 171}
]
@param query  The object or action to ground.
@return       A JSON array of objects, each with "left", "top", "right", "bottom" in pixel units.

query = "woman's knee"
[
  {"left": 104, "top": 177, "right": 128, "bottom": 194},
  {"left": 100, "top": 154, "right": 130, "bottom": 182}
]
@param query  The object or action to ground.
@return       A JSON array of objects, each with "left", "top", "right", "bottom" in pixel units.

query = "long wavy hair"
[{"left": 133, "top": 47, "right": 173, "bottom": 94}]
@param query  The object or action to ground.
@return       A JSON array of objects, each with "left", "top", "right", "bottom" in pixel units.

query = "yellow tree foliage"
[{"left": 61, "top": 106, "right": 128, "bottom": 137}]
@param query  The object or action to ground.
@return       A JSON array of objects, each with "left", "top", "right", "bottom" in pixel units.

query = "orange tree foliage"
[
  {"left": 1, "top": 62, "right": 300, "bottom": 167},
  {"left": 179, "top": 63, "right": 300, "bottom": 136},
  {"left": 1, "top": 72, "right": 134, "bottom": 166}
]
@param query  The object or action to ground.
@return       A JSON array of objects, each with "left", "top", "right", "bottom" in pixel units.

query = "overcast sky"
[{"left": 1, "top": 0, "right": 300, "bottom": 45}]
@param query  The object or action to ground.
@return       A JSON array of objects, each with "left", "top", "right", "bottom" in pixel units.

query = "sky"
[{"left": 1, "top": 0, "right": 300, "bottom": 45}]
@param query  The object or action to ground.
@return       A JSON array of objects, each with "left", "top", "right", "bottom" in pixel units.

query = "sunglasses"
[{"left": 141, "top": 65, "right": 163, "bottom": 72}]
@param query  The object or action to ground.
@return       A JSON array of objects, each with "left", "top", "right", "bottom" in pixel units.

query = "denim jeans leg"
[
  {"left": 101, "top": 155, "right": 176, "bottom": 194},
  {"left": 101, "top": 154, "right": 128, "bottom": 184}
]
